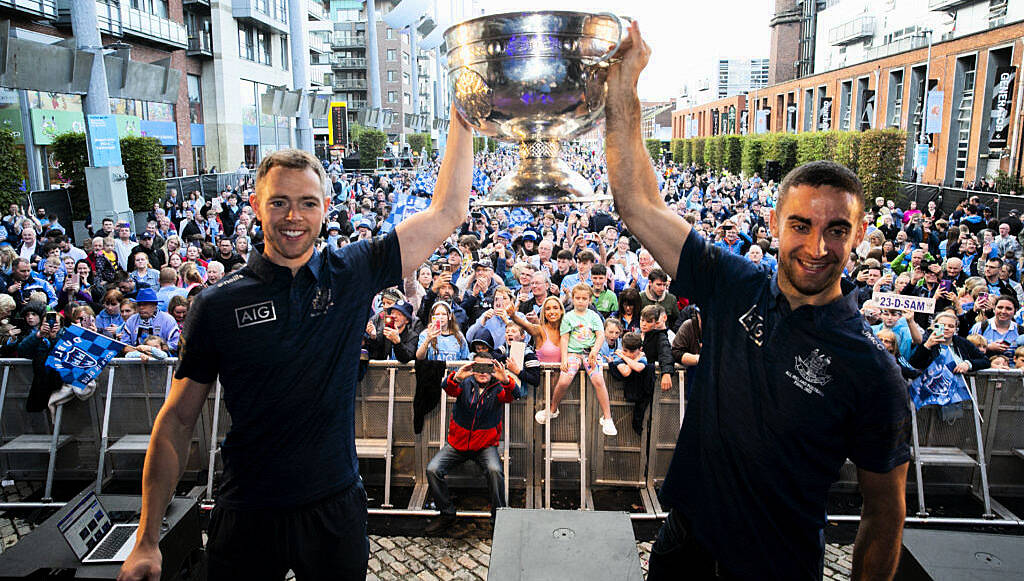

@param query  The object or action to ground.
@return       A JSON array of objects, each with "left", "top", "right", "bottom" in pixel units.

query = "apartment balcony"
[
  {"left": 334, "top": 79, "right": 368, "bottom": 90},
  {"left": 864, "top": 35, "right": 928, "bottom": 61},
  {"left": 333, "top": 57, "right": 367, "bottom": 69},
  {"left": 183, "top": 0, "right": 210, "bottom": 7},
  {"left": 310, "top": 53, "right": 333, "bottom": 66},
  {"left": 122, "top": 7, "right": 188, "bottom": 49},
  {"left": 55, "top": 0, "right": 122, "bottom": 36},
  {"left": 306, "top": 0, "right": 328, "bottom": 21},
  {"left": 233, "top": 0, "right": 288, "bottom": 34},
  {"left": 186, "top": 32, "right": 213, "bottom": 58},
  {"left": 345, "top": 99, "right": 368, "bottom": 110},
  {"left": 332, "top": 32, "right": 366, "bottom": 49},
  {"left": 312, "top": 117, "right": 329, "bottom": 128},
  {"left": 0, "top": 0, "right": 57, "bottom": 19},
  {"left": 308, "top": 32, "right": 330, "bottom": 54},
  {"left": 829, "top": 15, "right": 875, "bottom": 46},
  {"left": 929, "top": 0, "right": 976, "bottom": 10}
]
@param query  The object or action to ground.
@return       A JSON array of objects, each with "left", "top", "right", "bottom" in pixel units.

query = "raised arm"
[
  {"left": 605, "top": 22, "right": 690, "bottom": 279},
  {"left": 396, "top": 105, "right": 473, "bottom": 275}
]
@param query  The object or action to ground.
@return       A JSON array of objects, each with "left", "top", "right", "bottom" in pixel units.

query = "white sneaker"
[
  {"left": 535, "top": 408, "right": 559, "bottom": 424},
  {"left": 599, "top": 417, "right": 617, "bottom": 436}
]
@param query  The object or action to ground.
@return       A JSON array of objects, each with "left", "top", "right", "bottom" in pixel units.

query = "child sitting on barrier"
[
  {"left": 124, "top": 335, "right": 170, "bottom": 362},
  {"left": 535, "top": 283, "right": 617, "bottom": 436},
  {"left": 608, "top": 332, "right": 653, "bottom": 435},
  {"left": 599, "top": 317, "right": 624, "bottom": 364},
  {"left": 424, "top": 351, "right": 516, "bottom": 535}
]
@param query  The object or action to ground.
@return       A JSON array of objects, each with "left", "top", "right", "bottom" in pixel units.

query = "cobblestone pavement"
[{"left": 0, "top": 482, "right": 854, "bottom": 580}]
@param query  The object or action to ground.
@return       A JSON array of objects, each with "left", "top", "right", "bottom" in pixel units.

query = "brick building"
[{"left": 673, "top": 20, "right": 1024, "bottom": 188}]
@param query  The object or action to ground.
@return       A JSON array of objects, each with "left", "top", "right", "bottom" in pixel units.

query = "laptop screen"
[{"left": 57, "top": 491, "right": 113, "bottom": 559}]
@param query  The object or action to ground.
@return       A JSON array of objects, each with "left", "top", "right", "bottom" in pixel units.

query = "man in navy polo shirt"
[
  {"left": 604, "top": 23, "right": 909, "bottom": 580},
  {"left": 120, "top": 110, "right": 473, "bottom": 580}
]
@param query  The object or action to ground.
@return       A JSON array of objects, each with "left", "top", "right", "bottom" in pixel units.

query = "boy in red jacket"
[{"left": 425, "top": 351, "right": 516, "bottom": 534}]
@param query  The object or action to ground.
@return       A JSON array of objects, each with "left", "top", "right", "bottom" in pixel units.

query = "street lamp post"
[{"left": 918, "top": 29, "right": 933, "bottom": 147}]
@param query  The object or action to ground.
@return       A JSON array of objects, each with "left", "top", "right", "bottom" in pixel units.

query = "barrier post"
[
  {"left": 382, "top": 367, "right": 395, "bottom": 508},
  {"left": 578, "top": 369, "right": 586, "bottom": 510},
  {"left": 42, "top": 403, "right": 64, "bottom": 502},
  {"left": 969, "top": 377, "right": 995, "bottom": 518},
  {"left": 205, "top": 380, "right": 222, "bottom": 502},
  {"left": 95, "top": 367, "right": 118, "bottom": 493},
  {"left": 0, "top": 365, "right": 9, "bottom": 477},
  {"left": 544, "top": 369, "right": 551, "bottom": 509}
]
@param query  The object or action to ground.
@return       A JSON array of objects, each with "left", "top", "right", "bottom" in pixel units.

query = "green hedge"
[
  {"left": 645, "top": 139, "right": 662, "bottom": 161},
  {"left": 762, "top": 133, "right": 798, "bottom": 178},
  {"left": 670, "top": 139, "right": 684, "bottom": 164},
  {"left": 359, "top": 128, "right": 388, "bottom": 169},
  {"left": 120, "top": 136, "right": 165, "bottom": 214},
  {"left": 407, "top": 132, "right": 432, "bottom": 157},
  {"left": 0, "top": 127, "right": 25, "bottom": 211},
  {"left": 795, "top": 131, "right": 838, "bottom": 167},
  {"left": 692, "top": 138, "right": 706, "bottom": 169},
  {"left": 741, "top": 136, "right": 764, "bottom": 177},
  {"left": 857, "top": 128, "right": 906, "bottom": 205},
  {"left": 834, "top": 132, "right": 860, "bottom": 174},
  {"left": 723, "top": 135, "right": 742, "bottom": 175}
]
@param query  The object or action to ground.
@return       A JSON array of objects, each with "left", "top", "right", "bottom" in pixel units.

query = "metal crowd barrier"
[{"left": 0, "top": 358, "right": 1022, "bottom": 524}]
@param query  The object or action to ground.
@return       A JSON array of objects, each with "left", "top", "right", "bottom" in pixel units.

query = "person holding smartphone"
[
  {"left": 424, "top": 351, "right": 516, "bottom": 535},
  {"left": 415, "top": 302, "right": 468, "bottom": 362},
  {"left": 910, "top": 310, "right": 989, "bottom": 376}
]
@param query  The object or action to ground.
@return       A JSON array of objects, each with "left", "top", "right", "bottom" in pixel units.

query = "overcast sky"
[{"left": 476, "top": 0, "right": 774, "bottom": 101}]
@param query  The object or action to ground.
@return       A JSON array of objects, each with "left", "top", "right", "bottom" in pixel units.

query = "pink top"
[{"left": 536, "top": 334, "right": 561, "bottom": 363}]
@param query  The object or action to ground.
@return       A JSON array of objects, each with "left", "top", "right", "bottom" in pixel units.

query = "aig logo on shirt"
[{"left": 235, "top": 301, "right": 277, "bottom": 328}]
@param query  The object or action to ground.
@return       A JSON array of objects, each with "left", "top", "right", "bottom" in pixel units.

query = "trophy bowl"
[{"left": 444, "top": 11, "right": 626, "bottom": 207}]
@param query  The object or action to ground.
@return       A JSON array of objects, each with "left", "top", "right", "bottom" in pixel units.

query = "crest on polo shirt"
[
  {"left": 310, "top": 285, "right": 334, "bottom": 317},
  {"left": 786, "top": 348, "right": 832, "bottom": 396}
]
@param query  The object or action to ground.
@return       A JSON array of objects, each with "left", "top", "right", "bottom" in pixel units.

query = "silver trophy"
[{"left": 445, "top": 11, "right": 626, "bottom": 207}]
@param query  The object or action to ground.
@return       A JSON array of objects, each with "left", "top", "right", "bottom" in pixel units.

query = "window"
[
  {"left": 404, "top": 93, "right": 411, "bottom": 105},
  {"left": 388, "top": 91, "right": 397, "bottom": 103},
  {"left": 387, "top": 49, "right": 396, "bottom": 61},
  {"left": 387, "top": 70, "right": 396, "bottom": 82},
  {"left": 187, "top": 74, "right": 202, "bottom": 124},
  {"left": 402, "top": 72, "right": 410, "bottom": 85},
  {"left": 386, "top": 28, "right": 393, "bottom": 39},
  {"left": 257, "top": 30, "right": 271, "bottom": 65},
  {"left": 131, "top": 0, "right": 168, "bottom": 18},
  {"left": 238, "top": 24, "right": 255, "bottom": 61},
  {"left": 402, "top": 51, "right": 409, "bottom": 64},
  {"left": 281, "top": 35, "right": 289, "bottom": 70}
]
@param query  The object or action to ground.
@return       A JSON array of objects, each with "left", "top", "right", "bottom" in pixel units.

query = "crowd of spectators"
[{"left": 8, "top": 145, "right": 1020, "bottom": 428}]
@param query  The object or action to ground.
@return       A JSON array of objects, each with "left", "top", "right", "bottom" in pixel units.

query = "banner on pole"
[{"left": 988, "top": 66, "right": 1016, "bottom": 149}]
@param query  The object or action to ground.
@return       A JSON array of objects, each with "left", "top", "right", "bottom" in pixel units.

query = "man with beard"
[
  {"left": 604, "top": 22, "right": 908, "bottom": 581},
  {"left": 119, "top": 108, "right": 473, "bottom": 580}
]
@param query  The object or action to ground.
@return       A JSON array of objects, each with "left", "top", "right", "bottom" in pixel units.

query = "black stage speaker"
[
  {"left": 487, "top": 509, "right": 643, "bottom": 581},
  {"left": 764, "top": 160, "right": 782, "bottom": 183},
  {"left": 895, "top": 528, "right": 1024, "bottom": 580}
]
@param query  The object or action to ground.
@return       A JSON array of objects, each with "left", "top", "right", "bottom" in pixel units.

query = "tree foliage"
[
  {"left": 120, "top": 136, "right": 165, "bottom": 213},
  {"left": 0, "top": 127, "right": 25, "bottom": 211},
  {"left": 645, "top": 139, "right": 662, "bottom": 161},
  {"left": 358, "top": 128, "right": 388, "bottom": 169},
  {"left": 407, "top": 133, "right": 432, "bottom": 157},
  {"left": 50, "top": 132, "right": 89, "bottom": 220},
  {"left": 857, "top": 128, "right": 906, "bottom": 205},
  {"left": 692, "top": 138, "right": 706, "bottom": 169}
]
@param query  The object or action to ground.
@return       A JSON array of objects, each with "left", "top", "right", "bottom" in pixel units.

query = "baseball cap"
[
  {"left": 387, "top": 299, "right": 414, "bottom": 321},
  {"left": 473, "top": 258, "right": 494, "bottom": 270},
  {"left": 327, "top": 221, "right": 341, "bottom": 231},
  {"left": 139, "top": 232, "right": 154, "bottom": 239},
  {"left": 495, "top": 231, "right": 511, "bottom": 241},
  {"left": 522, "top": 231, "right": 539, "bottom": 241},
  {"left": 356, "top": 219, "right": 372, "bottom": 230}
]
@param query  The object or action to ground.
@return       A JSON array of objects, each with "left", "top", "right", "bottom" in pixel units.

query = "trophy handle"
[{"left": 580, "top": 13, "right": 631, "bottom": 67}]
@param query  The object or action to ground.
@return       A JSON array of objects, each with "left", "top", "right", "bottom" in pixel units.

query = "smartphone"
[
  {"left": 882, "top": 263, "right": 893, "bottom": 274},
  {"left": 440, "top": 263, "right": 452, "bottom": 273},
  {"left": 431, "top": 315, "right": 445, "bottom": 334},
  {"left": 385, "top": 315, "right": 396, "bottom": 329},
  {"left": 44, "top": 312, "right": 57, "bottom": 326},
  {"left": 137, "top": 325, "right": 153, "bottom": 345},
  {"left": 939, "top": 279, "right": 953, "bottom": 292},
  {"left": 978, "top": 292, "right": 989, "bottom": 304},
  {"left": 472, "top": 361, "right": 494, "bottom": 374},
  {"left": 931, "top": 322, "right": 945, "bottom": 336}
]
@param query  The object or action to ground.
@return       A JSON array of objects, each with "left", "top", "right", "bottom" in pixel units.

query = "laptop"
[{"left": 57, "top": 490, "right": 138, "bottom": 564}]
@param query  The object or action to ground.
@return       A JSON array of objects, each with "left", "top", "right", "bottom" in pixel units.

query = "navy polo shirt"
[
  {"left": 663, "top": 229, "right": 910, "bottom": 580},
  {"left": 176, "top": 232, "right": 402, "bottom": 509}
]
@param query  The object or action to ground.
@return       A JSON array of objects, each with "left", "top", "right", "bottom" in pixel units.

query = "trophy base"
[{"left": 473, "top": 154, "right": 611, "bottom": 208}]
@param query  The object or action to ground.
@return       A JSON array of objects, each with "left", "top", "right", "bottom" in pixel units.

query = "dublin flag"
[{"left": 46, "top": 325, "right": 125, "bottom": 390}]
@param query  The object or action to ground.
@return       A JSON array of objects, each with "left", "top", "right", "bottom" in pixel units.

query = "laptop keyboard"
[{"left": 91, "top": 526, "right": 134, "bottom": 560}]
